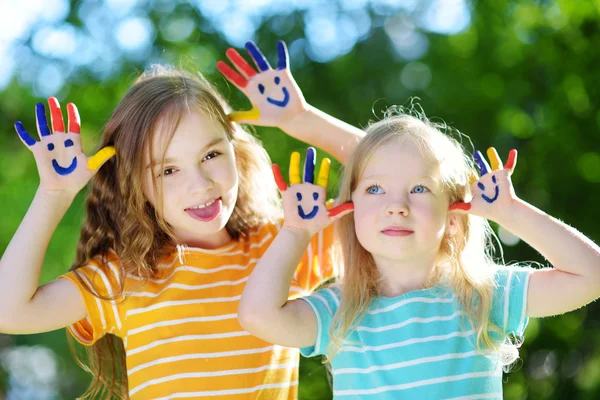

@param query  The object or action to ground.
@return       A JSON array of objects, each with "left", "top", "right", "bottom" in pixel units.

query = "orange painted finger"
[
  {"left": 217, "top": 61, "right": 248, "bottom": 89},
  {"left": 272, "top": 164, "right": 288, "bottom": 191},
  {"left": 504, "top": 149, "right": 518, "bottom": 171},
  {"left": 226, "top": 48, "right": 257, "bottom": 79},
  {"left": 328, "top": 202, "right": 354, "bottom": 218}
]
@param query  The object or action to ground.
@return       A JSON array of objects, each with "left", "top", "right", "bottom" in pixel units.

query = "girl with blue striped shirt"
[{"left": 239, "top": 110, "right": 600, "bottom": 399}]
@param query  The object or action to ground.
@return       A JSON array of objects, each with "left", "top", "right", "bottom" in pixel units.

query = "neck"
[
  {"left": 374, "top": 251, "right": 439, "bottom": 297},
  {"left": 178, "top": 227, "right": 233, "bottom": 249}
]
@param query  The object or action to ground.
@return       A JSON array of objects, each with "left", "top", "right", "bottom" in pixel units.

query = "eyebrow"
[{"left": 146, "top": 138, "right": 225, "bottom": 169}]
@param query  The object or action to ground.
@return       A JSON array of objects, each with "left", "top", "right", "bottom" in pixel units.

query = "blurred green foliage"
[{"left": 1, "top": 0, "right": 600, "bottom": 399}]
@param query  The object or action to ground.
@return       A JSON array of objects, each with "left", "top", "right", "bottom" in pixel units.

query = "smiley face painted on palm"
[
  {"left": 47, "top": 138, "right": 78, "bottom": 175},
  {"left": 297, "top": 190, "right": 320, "bottom": 219},
  {"left": 477, "top": 175, "right": 499, "bottom": 203},
  {"left": 474, "top": 150, "right": 500, "bottom": 203},
  {"left": 258, "top": 76, "right": 290, "bottom": 108}
]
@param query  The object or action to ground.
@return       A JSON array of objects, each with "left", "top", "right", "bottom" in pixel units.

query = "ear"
[{"left": 446, "top": 213, "right": 461, "bottom": 237}]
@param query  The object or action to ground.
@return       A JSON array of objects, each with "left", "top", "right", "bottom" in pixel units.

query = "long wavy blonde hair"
[
  {"left": 68, "top": 67, "right": 281, "bottom": 399},
  {"left": 328, "top": 109, "right": 515, "bottom": 363}
]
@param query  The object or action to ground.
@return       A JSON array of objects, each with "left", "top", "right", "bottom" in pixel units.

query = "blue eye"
[
  {"left": 258, "top": 84, "right": 265, "bottom": 94},
  {"left": 274, "top": 76, "right": 280, "bottom": 85},
  {"left": 411, "top": 185, "right": 429, "bottom": 194},
  {"left": 367, "top": 185, "right": 383, "bottom": 194}
]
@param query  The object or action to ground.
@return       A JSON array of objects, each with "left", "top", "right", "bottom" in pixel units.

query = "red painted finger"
[
  {"left": 217, "top": 61, "right": 248, "bottom": 89},
  {"left": 67, "top": 103, "right": 81, "bottom": 134},
  {"left": 449, "top": 202, "right": 471, "bottom": 212},
  {"left": 328, "top": 202, "right": 354, "bottom": 218},
  {"left": 504, "top": 149, "right": 518, "bottom": 171},
  {"left": 48, "top": 97, "right": 65, "bottom": 133},
  {"left": 272, "top": 164, "right": 288, "bottom": 191},
  {"left": 226, "top": 48, "right": 257, "bottom": 79}
]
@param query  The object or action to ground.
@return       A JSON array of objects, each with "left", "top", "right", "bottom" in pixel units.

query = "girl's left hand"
[
  {"left": 217, "top": 40, "right": 307, "bottom": 127},
  {"left": 272, "top": 147, "right": 354, "bottom": 237},
  {"left": 449, "top": 147, "right": 518, "bottom": 222}
]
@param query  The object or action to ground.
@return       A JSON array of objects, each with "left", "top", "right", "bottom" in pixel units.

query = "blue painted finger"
[
  {"left": 304, "top": 147, "right": 316, "bottom": 184},
  {"left": 277, "top": 41, "right": 288, "bottom": 70},
  {"left": 473, "top": 151, "right": 490, "bottom": 176},
  {"left": 36, "top": 103, "right": 51, "bottom": 137},
  {"left": 245, "top": 41, "right": 271, "bottom": 72},
  {"left": 14, "top": 122, "right": 36, "bottom": 146}
]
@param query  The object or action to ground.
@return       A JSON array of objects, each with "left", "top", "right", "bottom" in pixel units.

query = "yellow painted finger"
[
  {"left": 316, "top": 158, "right": 331, "bottom": 188},
  {"left": 486, "top": 147, "right": 503, "bottom": 171},
  {"left": 228, "top": 105, "right": 260, "bottom": 122},
  {"left": 88, "top": 146, "right": 116, "bottom": 170},
  {"left": 290, "top": 152, "right": 301, "bottom": 184},
  {"left": 326, "top": 199, "right": 335, "bottom": 210}
]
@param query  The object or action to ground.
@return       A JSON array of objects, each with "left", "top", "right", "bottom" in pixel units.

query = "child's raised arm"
[
  {"left": 450, "top": 148, "right": 600, "bottom": 318},
  {"left": 0, "top": 98, "right": 114, "bottom": 334},
  {"left": 217, "top": 40, "right": 364, "bottom": 164},
  {"left": 238, "top": 148, "right": 353, "bottom": 347}
]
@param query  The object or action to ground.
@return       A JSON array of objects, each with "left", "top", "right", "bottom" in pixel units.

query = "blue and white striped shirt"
[{"left": 300, "top": 267, "right": 533, "bottom": 399}]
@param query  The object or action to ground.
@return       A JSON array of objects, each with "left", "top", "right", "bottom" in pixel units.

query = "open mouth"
[
  {"left": 185, "top": 197, "right": 222, "bottom": 222},
  {"left": 52, "top": 158, "right": 78, "bottom": 176},
  {"left": 266, "top": 87, "right": 290, "bottom": 107}
]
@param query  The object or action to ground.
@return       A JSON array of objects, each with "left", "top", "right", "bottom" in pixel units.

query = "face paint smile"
[
  {"left": 258, "top": 76, "right": 290, "bottom": 108},
  {"left": 297, "top": 191, "right": 319, "bottom": 219},
  {"left": 478, "top": 175, "right": 499, "bottom": 203}
]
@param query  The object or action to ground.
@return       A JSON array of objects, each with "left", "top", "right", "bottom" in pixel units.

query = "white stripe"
[
  {"left": 68, "top": 324, "right": 90, "bottom": 344},
  {"left": 128, "top": 314, "right": 237, "bottom": 336},
  {"left": 220, "top": 233, "right": 273, "bottom": 257},
  {"left": 340, "top": 329, "right": 475, "bottom": 353},
  {"left": 78, "top": 273, "right": 107, "bottom": 332},
  {"left": 444, "top": 393, "right": 503, "bottom": 400},
  {"left": 129, "top": 362, "right": 296, "bottom": 396},
  {"left": 334, "top": 350, "right": 480, "bottom": 375},
  {"left": 370, "top": 296, "right": 455, "bottom": 315},
  {"left": 358, "top": 311, "right": 463, "bottom": 333},
  {"left": 518, "top": 271, "right": 532, "bottom": 331},
  {"left": 127, "top": 260, "right": 258, "bottom": 284},
  {"left": 106, "top": 261, "right": 121, "bottom": 286},
  {"left": 128, "top": 345, "right": 275, "bottom": 375},
  {"left": 126, "top": 296, "right": 241, "bottom": 317},
  {"left": 503, "top": 270, "right": 513, "bottom": 332},
  {"left": 323, "top": 287, "right": 340, "bottom": 307},
  {"left": 124, "top": 277, "right": 248, "bottom": 298},
  {"left": 289, "top": 285, "right": 305, "bottom": 294},
  {"left": 84, "top": 265, "right": 122, "bottom": 331},
  {"left": 126, "top": 331, "right": 250, "bottom": 355},
  {"left": 312, "top": 292, "right": 333, "bottom": 316},
  {"left": 334, "top": 371, "right": 502, "bottom": 396},
  {"left": 153, "top": 381, "right": 297, "bottom": 399}
]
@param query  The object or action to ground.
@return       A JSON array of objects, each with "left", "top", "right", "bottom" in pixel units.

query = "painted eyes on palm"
[
  {"left": 296, "top": 191, "right": 319, "bottom": 220},
  {"left": 477, "top": 175, "right": 500, "bottom": 203},
  {"left": 257, "top": 76, "right": 290, "bottom": 108}
]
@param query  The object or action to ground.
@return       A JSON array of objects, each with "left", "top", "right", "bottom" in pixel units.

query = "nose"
[
  {"left": 386, "top": 202, "right": 409, "bottom": 217},
  {"left": 188, "top": 168, "right": 214, "bottom": 194}
]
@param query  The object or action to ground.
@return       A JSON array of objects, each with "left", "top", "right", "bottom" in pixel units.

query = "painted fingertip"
[
  {"left": 14, "top": 121, "right": 36, "bottom": 146},
  {"left": 35, "top": 103, "right": 51, "bottom": 137}
]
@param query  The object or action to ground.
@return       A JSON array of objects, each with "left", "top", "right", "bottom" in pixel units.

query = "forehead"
[
  {"left": 361, "top": 137, "right": 440, "bottom": 180},
  {"left": 149, "top": 109, "right": 228, "bottom": 158}
]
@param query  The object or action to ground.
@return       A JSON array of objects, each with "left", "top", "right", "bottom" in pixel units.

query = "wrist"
[
  {"left": 493, "top": 197, "right": 528, "bottom": 227},
  {"left": 280, "top": 225, "right": 313, "bottom": 243},
  {"left": 35, "top": 187, "right": 77, "bottom": 207},
  {"left": 278, "top": 104, "right": 313, "bottom": 135}
]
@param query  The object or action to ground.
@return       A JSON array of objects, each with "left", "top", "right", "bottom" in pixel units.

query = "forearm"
[
  {"left": 0, "top": 188, "right": 73, "bottom": 304},
  {"left": 280, "top": 105, "right": 364, "bottom": 163},
  {"left": 240, "top": 227, "right": 311, "bottom": 321},
  {"left": 498, "top": 199, "right": 600, "bottom": 279}
]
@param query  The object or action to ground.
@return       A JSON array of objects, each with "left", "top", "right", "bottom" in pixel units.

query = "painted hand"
[
  {"left": 272, "top": 147, "right": 354, "bottom": 236},
  {"left": 217, "top": 40, "right": 307, "bottom": 126},
  {"left": 449, "top": 147, "right": 518, "bottom": 221},
  {"left": 14, "top": 97, "right": 115, "bottom": 195}
]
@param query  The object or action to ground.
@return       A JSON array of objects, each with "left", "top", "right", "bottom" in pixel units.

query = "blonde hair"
[
  {"left": 328, "top": 107, "right": 517, "bottom": 364},
  {"left": 68, "top": 66, "right": 281, "bottom": 399}
]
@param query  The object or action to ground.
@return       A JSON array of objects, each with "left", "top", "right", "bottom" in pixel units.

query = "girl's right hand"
[
  {"left": 14, "top": 97, "right": 115, "bottom": 197},
  {"left": 272, "top": 147, "right": 354, "bottom": 237}
]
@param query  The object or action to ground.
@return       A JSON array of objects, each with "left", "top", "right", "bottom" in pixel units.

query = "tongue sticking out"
[{"left": 186, "top": 198, "right": 222, "bottom": 222}]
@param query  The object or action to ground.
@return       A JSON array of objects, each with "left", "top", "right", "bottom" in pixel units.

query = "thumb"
[
  {"left": 88, "top": 146, "right": 116, "bottom": 171},
  {"left": 448, "top": 202, "right": 471, "bottom": 213},
  {"left": 328, "top": 202, "right": 354, "bottom": 219},
  {"left": 229, "top": 106, "right": 260, "bottom": 123}
]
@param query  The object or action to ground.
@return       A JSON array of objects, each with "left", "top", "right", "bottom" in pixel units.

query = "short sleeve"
[
  {"left": 298, "top": 286, "right": 341, "bottom": 358},
  {"left": 490, "top": 266, "right": 534, "bottom": 337},
  {"left": 59, "top": 252, "right": 124, "bottom": 345},
  {"left": 290, "top": 224, "right": 337, "bottom": 297}
]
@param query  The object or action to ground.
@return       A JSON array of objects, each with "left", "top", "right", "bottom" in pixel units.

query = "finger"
[
  {"left": 328, "top": 202, "right": 354, "bottom": 218},
  {"left": 67, "top": 103, "right": 81, "bottom": 134},
  {"left": 88, "top": 146, "right": 116, "bottom": 170},
  {"left": 276, "top": 40, "right": 289, "bottom": 70},
  {"left": 325, "top": 199, "right": 335, "bottom": 210},
  {"left": 486, "top": 147, "right": 503, "bottom": 171},
  {"left": 316, "top": 158, "right": 331, "bottom": 188},
  {"left": 290, "top": 152, "right": 301, "bottom": 185},
  {"left": 271, "top": 164, "right": 288, "bottom": 192},
  {"left": 225, "top": 48, "right": 257, "bottom": 79},
  {"left": 228, "top": 105, "right": 260, "bottom": 122},
  {"left": 504, "top": 149, "right": 518, "bottom": 172},
  {"left": 35, "top": 103, "right": 52, "bottom": 138},
  {"left": 449, "top": 202, "right": 471, "bottom": 212},
  {"left": 14, "top": 122, "right": 37, "bottom": 147},
  {"left": 216, "top": 61, "right": 248, "bottom": 89},
  {"left": 304, "top": 147, "right": 316, "bottom": 184},
  {"left": 48, "top": 97, "right": 65, "bottom": 133},
  {"left": 473, "top": 150, "right": 491, "bottom": 176},
  {"left": 245, "top": 41, "right": 271, "bottom": 72}
]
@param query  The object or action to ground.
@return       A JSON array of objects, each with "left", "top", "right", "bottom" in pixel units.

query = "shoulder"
[{"left": 66, "top": 250, "right": 123, "bottom": 297}]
